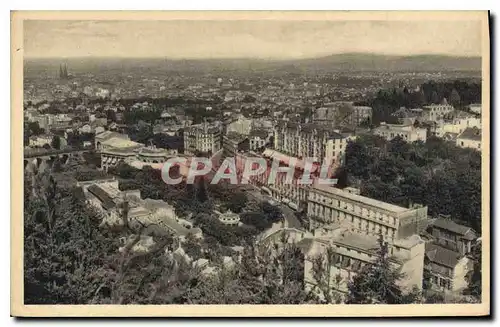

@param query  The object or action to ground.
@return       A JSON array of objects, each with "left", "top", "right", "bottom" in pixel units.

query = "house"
[
  {"left": 424, "top": 243, "right": 472, "bottom": 293},
  {"left": 427, "top": 217, "right": 477, "bottom": 255},
  {"left": 423, "top": 218, "right": 477, "bottom": 293},
  {"left": 456, "top": 127, "right": 481, "bottom": 151}
]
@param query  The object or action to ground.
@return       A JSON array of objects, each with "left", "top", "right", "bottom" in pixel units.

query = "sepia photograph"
[{"left": 11, "top": 11, "right": 490, "bottom": 317}]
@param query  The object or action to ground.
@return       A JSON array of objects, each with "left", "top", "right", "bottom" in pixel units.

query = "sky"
[{"left": 24, "top": 20, "right": 482, "bottom": 59}]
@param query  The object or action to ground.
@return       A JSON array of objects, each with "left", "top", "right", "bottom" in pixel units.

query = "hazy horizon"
[
  {"left": 24, "top": 52, "right": 482, "bottom": 61},
  {"left": 24, "top": 20, "right": 482, "bottom": 60}
]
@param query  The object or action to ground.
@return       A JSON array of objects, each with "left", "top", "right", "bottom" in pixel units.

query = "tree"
[
  {"left": 310, "top": 247, "right": 343, "bottom": 303},
  {"left": 227, "top": 192, "right": 247, "bottom": 213},
  {"left": 195, "top": 177, "right": 208, "bottom": 203},
  {"left": 464, "top": 240, "right": 482, "bottom": 301},
  {"left": 347, "top": 234, "right": 412, "bottom": 304},
  {"left": 51, "top": 135, "right": 61, "bottom": 150},
  {"left": 431, "top": 91, "right": 440, "bottom": 104},
  {"left": 24, "top": 180, "right": 123, "bottom": 304},
  {"left": 449, "top": 88, "right": 461, "bottom": 107}
]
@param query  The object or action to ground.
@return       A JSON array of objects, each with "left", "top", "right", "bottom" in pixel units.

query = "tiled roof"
[
  {"left": 313, "top": 184, "right": 409, "bottom": 214},
  {"left": 425, "top": 243, "right": 461, "bottom": 268},
  {"left": 431, "top": 218, "right": 476, "bottom": 238},
  {"left": 87, "top": 184, "right": 116, "bottom": 210},
  {"left": 458, "top": 127, "right": 481, "bottom": 141}
]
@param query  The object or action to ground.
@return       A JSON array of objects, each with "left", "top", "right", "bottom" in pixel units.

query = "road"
[{"left": 240, "top": 184, "right": 304, "bottom": 230}]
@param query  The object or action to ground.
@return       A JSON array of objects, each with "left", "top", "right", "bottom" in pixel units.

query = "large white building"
[
  {"left": 307, "top": 185, "right": 428, "bottom": 239},
  {"left": 422, "top": 101, "right": 455, "bottom": 122},
  {"left": 374, "top": 122, "right": 427, "bottom": 143},
  {"left": 184, "top": 122, "right": 221, "bottom": 155},
  {"left": 274, "top": 121, "right": 352, "bottom": 168},
  {"left": 302, "top": 184, "right": 427, "bottom": 300},
  {"left": 301, "top": 229, "right": 425, "bottom": 299}
]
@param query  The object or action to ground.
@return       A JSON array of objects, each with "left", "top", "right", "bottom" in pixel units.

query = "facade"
[
  {"left": 274, "top": 121, "right": 350, "bottom": 168},
  {"left": 352, "top": 106, "right": 373, "bottom": 126},
  {"left": 312, "top": 102, "right": 372, "bottom": 127},
  {"left": 424, "top": 243, "right": 472, "bottom": 293},
  {"left": 248, "top": 129, "right": 270, "bottom": 151},
  {"left": 423, "top": 218, "right": 477, "bottom": 293},
  {"left": 374, "top": 122, "right": 427, "bottom": 143},
  {"left": 222, "top": 132, "right": 249, "bottom": 158},
  {"left": 422, "top": 102, "right": 455, "bottom": 122},
  {"left": 184, "top": 122, "right": 221, "bottom": 155},
  {"left": 301, "top": 228, "right": 425, "bottom": 300},
  {"left": 435, "top": 117, "right": 481, "bottom": 138},
  {"left": 426, "top": 218, "right": 477, "bottom": 255},
  {"left": 307, "top": 184, "right": 429, "bottom": 239},
  {"left": 456, "top": 127, "right": 482, "bottom": 151}
]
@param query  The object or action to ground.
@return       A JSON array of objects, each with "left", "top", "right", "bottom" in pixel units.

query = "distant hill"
[
  {"left": 25, "top": 53, "right": 481, "bottom": 75},
  {"left": 288, "top": 53, "right": 481, "bottom": 72}
]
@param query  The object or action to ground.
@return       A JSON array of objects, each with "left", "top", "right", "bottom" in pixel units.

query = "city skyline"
[{"left": 24, "top": 20, "right": 482, "bottom": 59}]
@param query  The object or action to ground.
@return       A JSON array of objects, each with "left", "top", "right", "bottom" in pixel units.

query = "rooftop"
[
  {"left": 87, "top": 184, "right": 116, "bottom": 210},
  {"left": 431, "top": 218, "right": 476, "bottom": 240},
  {"left": 457, "top": 127, "right": 481, "bottom": 141},
  {"left": 312, "top": 184, "right": 410, "bottom": 214},
  {"left": 333, "top": 231, "right": 379, "bottom": 253},
  {"left": 425, "top": 243, "right": 462, "bottom": 268}
]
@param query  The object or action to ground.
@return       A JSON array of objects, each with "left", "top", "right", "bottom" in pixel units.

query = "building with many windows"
[
  {"left": 184, "top": 122, "right": 221, "bottom": 155},
  {"left": 300, "top": 226, "right": 425, "bottom": 300},
  {"left": 274, "top": 121, "right": 351, "bottom": 168},
  {"left": 423, "top": 218, "right": 477, "bottom": 293},
  {"left": 422, "top": 101, "right": 455, "bottom": 122},
  {"left": 307, "top": 184, "right": 429, "bottom": 239}
]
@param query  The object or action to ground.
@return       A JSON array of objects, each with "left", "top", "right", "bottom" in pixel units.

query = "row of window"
[
  {"left": 309, "top": 205, "right": 397, "bottom": 238},
  {"left": 309, "top": 195, "right": 397, "bottom": 226}
]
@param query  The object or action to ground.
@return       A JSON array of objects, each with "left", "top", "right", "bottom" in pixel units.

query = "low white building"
[
  {"left": 374, "top": 122, "right": 427, "bottom": 143},
  {"left": 456, "top": 127, "right": 482, "bottom": 151},
  {"left": 435, "top": 116, "right": 481, "bottom": 138},
  {"left": 215, "top": 210, "right": 240, "bottom": 226}
]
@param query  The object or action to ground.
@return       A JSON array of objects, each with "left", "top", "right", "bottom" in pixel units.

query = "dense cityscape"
[{"left": 22, "top": 55, "right": 483, "bottom": 305}]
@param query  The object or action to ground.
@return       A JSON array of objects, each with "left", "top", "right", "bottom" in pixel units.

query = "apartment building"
[
  {"left": 301, "top": 227, "right": 425, "bottom": 300},
  {"left": 307, "top": 184, "right": 429, "bottom": 239},
  {"left": 274, "top": 121, "right": 351, "bottom": 168},
  {"left": 184, "top": 122, "right": 222, "bottom": 155},
  {"left": 423, "top": 218, "right": 477, "bottom": 293}
]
